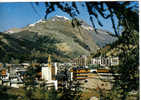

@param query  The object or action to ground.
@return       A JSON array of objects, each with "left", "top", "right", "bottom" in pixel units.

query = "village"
[{"left": 0, "top": 55, "right": 119, "bottom": 91}]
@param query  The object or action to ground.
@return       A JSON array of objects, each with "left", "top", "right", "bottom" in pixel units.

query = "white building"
[
  {"left": 42, "top": 67, "right": 52, "bottom": 82},
  {"left": 110, "top": 57, "right": 119, "bottom": 66},
  {"left": 91, "top": 57, "right": 101, "bottom": 65},
  {"left": 73, "top": 55, "right": 88, "bottom": 66},
  {"left": 41, "top": 56, "right": 58, "bottom": 90},
  {"left": 91, "top": 56, "right": 119, "bottom": 66}
]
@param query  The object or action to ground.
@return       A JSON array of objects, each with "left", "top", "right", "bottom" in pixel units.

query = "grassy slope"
[
  {"left": 0, "top": 32, "right": 69, "bottom": 63},
  {"left": 23, "top": 19, "right": 98, "bottom": 57}
]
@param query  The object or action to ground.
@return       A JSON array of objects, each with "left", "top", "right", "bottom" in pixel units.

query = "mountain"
[
  {"left": 91, "top": 29, "right": 117, "bottom": 48},
  {"left": 1, "top": 16, "right": 117, "bottom": 62},
  {"left": 0, "top": 32, "right": 69, "bottom": 63},
  {"left": 93, "top": 31, "right": 138, "bottom": 58}
]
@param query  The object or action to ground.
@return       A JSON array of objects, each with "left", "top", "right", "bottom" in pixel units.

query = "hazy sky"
[{"left": 0, "top": 2, "right": 138, "bottom": 33}]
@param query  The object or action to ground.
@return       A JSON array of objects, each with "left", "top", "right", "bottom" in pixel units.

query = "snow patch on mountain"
[
  {"left": 81, "top": 25, "right": 93, "bottom": 31},
  {"left": 56, "top": 15, "right": 70, "bottom": 20},
  {"left": 29, "top": 19, "right": 46, "bottom": 27},
  {"left": 5, "top": 30, "right": 15, "bottom": 34},
  {"left": 52, "top": 15, "right": 70, "bottom": 22}
]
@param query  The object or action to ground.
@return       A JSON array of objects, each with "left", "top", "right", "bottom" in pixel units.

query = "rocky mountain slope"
[{"left": 1, "top": 16, "right": 116, "bottom": 62}]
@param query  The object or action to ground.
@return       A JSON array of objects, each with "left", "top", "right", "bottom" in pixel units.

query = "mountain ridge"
[
  {"left": 0, "top": 16, "right": 117, "bottom": 62},
  {"left": 5, "top": 16, "right": 117, "bottom": 48}
]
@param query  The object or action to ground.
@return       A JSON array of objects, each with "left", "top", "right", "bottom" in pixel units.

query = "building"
[
  {"left": 0, "top": 64, "right": 27, "bottom": 88},
  {"left": 41, "top": 55, "right": 58, "bottom": 90},
  {"left": 70, "top": 67, "right": 90, "bottom": 81},
  {"left": 101, "top": 57, "right": 111, "bottom": 66},
  {"left": 0, "top": 69, "right": 9, "bottom": 81},
  {"left": 73, "top": 55, "right": 88, "bottom": 66},
  {"left": 10, "top": 76, "right": 24, "bottom": 88},
  {"left": 91, "top": 56, "right": 119, "bottom": 66},
  {"left": 110, "top": 57, "right": 119, "bottom": 66},
  {"left": 91, "top": 57, "right": 101, "bottom": 65}
]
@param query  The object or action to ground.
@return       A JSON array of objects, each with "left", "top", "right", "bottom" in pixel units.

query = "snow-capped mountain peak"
[
  {"left": 51, "top": 15, "right": 70, "bottom": 22},
  {"left": 56, "top": 15, "right": 70, "bottom": 20},
  {"left": 28, "top": 19, "right": 46, "bottom": 27}
]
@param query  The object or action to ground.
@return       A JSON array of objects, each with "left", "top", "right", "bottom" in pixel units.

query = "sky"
[{"left": 0, "top": 2, "right": 138, "bottom": 33}]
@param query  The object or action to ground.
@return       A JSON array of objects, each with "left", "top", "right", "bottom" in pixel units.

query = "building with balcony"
[{"left": 70, "top": 67, "right": 90, "bottom": 81}]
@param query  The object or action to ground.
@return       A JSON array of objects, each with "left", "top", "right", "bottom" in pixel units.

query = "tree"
[
  {"left": 34, "top": 1, "right": 139, "bottom": 99},
  {"left": 10, "top": 58, "right": 20, "bottom": 64},
  {"left": 35, "top": 2, "right": 138, "bottom": 36}
]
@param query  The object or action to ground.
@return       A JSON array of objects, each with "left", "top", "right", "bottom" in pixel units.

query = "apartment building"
[
  {"left": 73, "top": 55, "right": 88, "bottom": 66},
  {"left": 70, "top": 67, "right": 90, "bottom": 81},
  {"left": 91, "top": 56, "right": 119, "bottom": 66}
]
